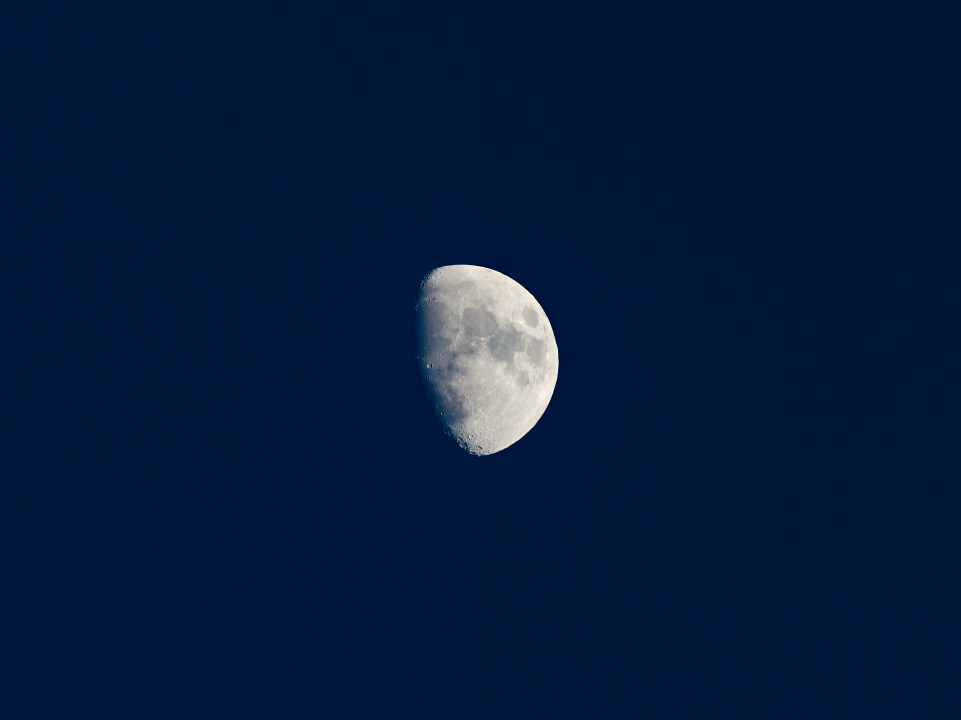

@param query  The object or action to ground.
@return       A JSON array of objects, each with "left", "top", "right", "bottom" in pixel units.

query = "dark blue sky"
[{"left": 3, "top": 2, "right": 959, "bottom": 717}]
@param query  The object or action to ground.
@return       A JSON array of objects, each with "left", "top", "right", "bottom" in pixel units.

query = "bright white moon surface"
[{"left": 415, "top": 265, "right": 558, "bottom": 456}]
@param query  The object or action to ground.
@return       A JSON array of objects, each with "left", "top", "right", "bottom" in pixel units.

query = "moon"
[{"left": 415, "top": 265, "right": 558, "bottom": 456}]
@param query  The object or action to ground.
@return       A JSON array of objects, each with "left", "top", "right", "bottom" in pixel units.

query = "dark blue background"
[{"left": 3, "top": 2, "right": 959, "bottom": 717}]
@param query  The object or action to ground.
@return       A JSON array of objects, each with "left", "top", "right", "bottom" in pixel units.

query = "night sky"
[{"left": 4, "top": 2, "right": 960, "bottom": 717}]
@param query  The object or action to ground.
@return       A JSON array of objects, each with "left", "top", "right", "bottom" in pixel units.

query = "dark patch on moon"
[
  {"left": 522, "top": 307, "right": 540, "bottom": 327},
  {"left": 526, "top": 337, "right": 546, "bottom": 365},
  {"left": 488, "top": 324, "right": 526, "bottom": 364}
]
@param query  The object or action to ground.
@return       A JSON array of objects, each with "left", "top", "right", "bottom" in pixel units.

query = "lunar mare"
[{"left": 415, "top": 265, "right": 558, "bottom": 456}]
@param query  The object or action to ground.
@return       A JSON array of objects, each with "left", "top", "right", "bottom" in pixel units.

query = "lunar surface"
[{"left": 415, "top": 265, "right": 558, "bottom": 456}]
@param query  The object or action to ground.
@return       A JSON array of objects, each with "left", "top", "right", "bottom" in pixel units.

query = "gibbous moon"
[{"left": 415, "top": 265, "right": 558, "bottom": 456}]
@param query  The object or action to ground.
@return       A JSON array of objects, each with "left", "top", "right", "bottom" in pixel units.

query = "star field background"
[{"left": 3, "top": 2, "right": 960, "bottom": 717}]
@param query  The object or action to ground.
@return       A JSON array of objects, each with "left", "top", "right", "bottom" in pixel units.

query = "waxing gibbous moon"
[{"left": 415, "top": 265, "right": 558, "bottom": 456}]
